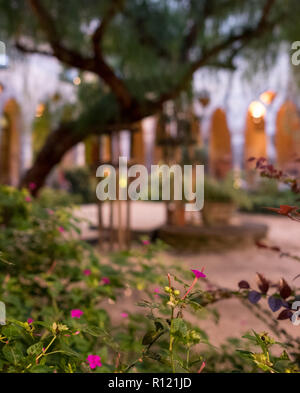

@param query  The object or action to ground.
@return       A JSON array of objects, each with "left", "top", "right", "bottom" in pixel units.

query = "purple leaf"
[
  {"left": 281, "top": 300, "right": 290, "bottom": 309},
  {"left": 248, "top": 290, "right": 261, "bottom": 304},
  {"left": 268, "top": 296, "right": 282, "bottom": 312}
]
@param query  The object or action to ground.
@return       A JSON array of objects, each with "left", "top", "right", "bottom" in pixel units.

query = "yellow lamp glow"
[
  {"left": 35, "top": 103, "right": 45, "bottom": 118},
  {"left": 73, "top": 77, "right": 81, "bottom": 86},
  {"left": 249, "top": 101, "right": 266, "bottom": 119},
  {"left": 259, "top": 90, "right": 276, "bottom": 105}
]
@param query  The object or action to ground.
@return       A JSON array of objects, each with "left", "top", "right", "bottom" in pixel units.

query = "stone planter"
[{"left": 202, "top": 201, "right": 236, "bottom": 226}]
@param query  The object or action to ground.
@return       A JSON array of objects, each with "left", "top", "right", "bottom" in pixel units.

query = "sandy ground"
[{"left": 76, "top": 205, "right": 300, "bottom": 348}]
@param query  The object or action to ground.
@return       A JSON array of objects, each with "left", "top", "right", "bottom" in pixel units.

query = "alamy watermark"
[
  {"left": 291, "top": 41, "right": 300, "bottom": 65},
  {"left": 0, "top": 41, "right": 6, "bottom": 68},
  {"left": 291, "top": 301, "right": 300, "bottom": 326},
  {"left": 96, "top": 157, "right": 204, "bottom": 212},
  {"left": 0, "top": 301, "right": 5, "bottom": 325}
]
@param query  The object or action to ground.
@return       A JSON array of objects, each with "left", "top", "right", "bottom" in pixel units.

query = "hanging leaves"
[
  {"left": 248, "top": 291, "right": 261, "bottom": 304},
  {"left": 277, "top": 309, "right": 293, "bottom": 320},
  {"left": 279, "top": 279, "right": 292, "bottom": 299},
  {"left": 238, "top": 280, "right": 250, "bottom": 289},
  {"left": 268, "top": 296, "right": 282, "bottom": 312},
  {"left": 256, "top": 273, "right": 269, "bottom": 294}
]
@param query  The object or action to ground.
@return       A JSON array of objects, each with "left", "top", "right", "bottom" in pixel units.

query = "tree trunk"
[
  {"left": 20, "top": 122, "right": 84, "bottom": 195},
  {"left": 20, "top": 98, "right": 157, "bottom": 195}
]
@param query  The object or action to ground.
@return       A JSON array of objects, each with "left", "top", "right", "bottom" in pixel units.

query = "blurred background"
[{"left": 1, "top": 0, "right": 300, "bottom": 351}]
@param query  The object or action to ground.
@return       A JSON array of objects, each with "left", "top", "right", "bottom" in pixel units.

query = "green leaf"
[
  {"left": 27, "top": 342, "right": 43, "bottom": 356},
  {"left": 2, "top": 324, "right": 23, "bottom": 339},
  {"left": 81, "top": 325, "right": 104, "bottom": 337},
  {"left": 142, "top": 330, "right": 157, "bottom": 345},
  {"left": 236, "top": 349, "right": 254, "bottom": 360},
  {"left": 29, "top": 364, "right": 53, "bottom": 373},
  {"left": 170, "top": 318, "right": 188, "bottom": 338},
  {"left": 58, "top": 345, "right": 81, "bottom": 358},
  {"left": 2, "top": 342, "right": 25, "bottom": 365}
]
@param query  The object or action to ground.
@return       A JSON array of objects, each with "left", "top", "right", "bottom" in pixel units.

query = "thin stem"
[
  {"left": 182, "top": 277, "right": 198, "bottom": 300},
  {"left": 169, "top": 307, "right": 175, "bottom": 373},
  {"left": 124, "top": 330, "right": 165, "bottom": 373},
  {"left": 186, "top": 347, "right": 190, "bottom": 370},
  {"left": 36, "top": 335, "right": 56, "bottom": 362}
]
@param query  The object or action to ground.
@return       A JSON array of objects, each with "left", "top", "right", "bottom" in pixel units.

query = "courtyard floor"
[{"left": 75, "top": 204, "right": 300, "bottom": 347}]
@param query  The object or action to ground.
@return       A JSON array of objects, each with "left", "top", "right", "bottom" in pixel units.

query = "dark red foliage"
[
  {"left": 277, "top": 309, "right": 293, "bottom": 320},
  {"left": 238, "top": 280, "right": 250, "bottom": 289},
  {"left": 256, "top": 273, "right": 269, "bottom": 294},
  {"left": 279, "top": 278, "right": 292, "bottom": 299}
]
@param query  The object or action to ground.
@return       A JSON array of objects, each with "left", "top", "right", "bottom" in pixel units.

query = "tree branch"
[
  {"left": 26, "top": 0, "right": 96, "bottom": 71},
  {"left": 155, "top": 0, "right": 278, "bottom": 104},
  {"left": 180, "top": 0, "right": 212, "bottom": 61},
  {"left": 123, "top": 7, "right": 170, "bottom": 60},
  {"left": 26, "top": 0, "right": 133, "bottom": 109},
  {"left": 92, "top": 0, "right": 125, "bottom": 59},
  {"left": 15, "top": 40, "right": 53, "bottom": 57},
  {"left": 90, "top": 1, "right": 134, "bottom": 109}
]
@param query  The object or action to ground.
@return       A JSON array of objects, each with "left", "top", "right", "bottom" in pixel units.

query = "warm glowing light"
[
  {"left": 260, "top": 90, "right": 276, "bottom": 105},
  {"left": 73, "top": 76, "right": 81, "bottom": 85},
  {"left": 0, "top": 116, "right": 8, "bottom": 128},
  {"left": 233, "top": 178, "right": 241, "bottom": 190},
  {"left": 35, "top": 103, "right": 45, "bottom": 118},
  {"left": 249, "top": 101, "right": 266, "bottom": 119}
]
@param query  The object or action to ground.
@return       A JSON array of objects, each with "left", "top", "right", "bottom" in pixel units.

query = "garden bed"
[{"left": 158, "top": 222, "right": 268, "bottom": 251}]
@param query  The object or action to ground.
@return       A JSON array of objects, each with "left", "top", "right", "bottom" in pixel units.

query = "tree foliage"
[{"left": 0, "top": 0, "right": 298, "bottom": 190}]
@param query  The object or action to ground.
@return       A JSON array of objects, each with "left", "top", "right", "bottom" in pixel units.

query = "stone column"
[
  {"left": 0, "top": 99, "right": 21, "bottom": 186},
  {"left": 209, "top": 108, "right": 232, "bottom": 179},
  {"left": 131, "top": 122, "right": 145, "bottom": 165},
  {"left": 244, "top": 109, "right": 267, "bottom": 170},
  {"left": 276, "top": 100, "right": 300, "bottom": 173}
]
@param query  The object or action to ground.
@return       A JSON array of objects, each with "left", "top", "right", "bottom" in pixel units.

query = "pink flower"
[
  {"left": 25, "top": 196, "right": 31, "bottom": 203},
  {"left": 101, "top": 277, "right": 110, "bottom": 285},
  {"left": 73, "top": 331, "right": 80, "bottom": 335},
  {"left": 191, "top": 269, "right": 206, "bottom": 278},
  {"left": 181, "top": 268, "right": 206, "bottom": 300},
  {"left": 87, "top": 355, "right": 102, "bottom": 370},
  {"left": 71, "top": 309, "right": 83, "bottom": 319},
  {"left": 121, "top": 312, "right": 128, "bottom": 318},
  {"left": 27, "top": 318, "right": 33, "bottom": 324},
  {"left": 198, "top": 361, "right": 206, "bottom": 373},
  {"left": 47, "top": 209, "right": 54, "bottom": 215},
  {"left": 58, "top": 226, "right": 65, "bottom": 233},
  {"left": 142, "top": 239, "right": 150, "bottom": 245},
  {"left": 29, "top": 182, "right": 36, "bottom": 191},
  {"left": 83, "top": 269, "right": 91, "bottom": 276},
  {"left": 154, "top": 287, "right": 160, "bottom": 293}
]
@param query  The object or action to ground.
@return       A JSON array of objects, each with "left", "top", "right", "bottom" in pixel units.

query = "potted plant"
[{"left": 202, "top": 177, "right": 250, "bottom": 226}]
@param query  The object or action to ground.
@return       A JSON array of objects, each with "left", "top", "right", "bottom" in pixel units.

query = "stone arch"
[
  {"left": 209, "top": 108, "right": 232, "bottom": 179},
  {"left": 275, "top": 100, "right": 300, "bottom": 174},
  {"left": 244, "top": 105, "right": 267, "bottom": 171},
  {"left": 0, "top": 98, "right": 21, "bottom": 186},
  {"left": 131, "top": 121, "right": 145, "bottom": 165}
]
